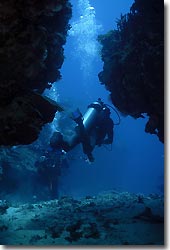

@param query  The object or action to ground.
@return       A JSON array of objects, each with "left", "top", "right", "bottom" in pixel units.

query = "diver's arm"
[
  {"left": 103, "top": 119, "right": 114, "bottom": 144},
  {"left": 104, "top": 131, "right": 114, "bottom": 144}
]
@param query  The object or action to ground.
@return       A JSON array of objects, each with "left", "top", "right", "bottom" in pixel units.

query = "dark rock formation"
[
  {"left": 0, "top": 0, "right": 72, "bottom": 145},
  {"left": 0, "top": 146, "right": 39, "bottom": 202},
  {"left": 98, "top": 0, "right": 164, "bottom": 142},
  {"left": 0, "top": 145, "right": 64, "bottom": 202}
]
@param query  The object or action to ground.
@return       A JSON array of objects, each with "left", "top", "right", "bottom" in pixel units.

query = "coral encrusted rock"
[
  {"left": 0, "top": 0, "right": 72, "bottom": 145},
  {"left": 98, "top": 0, "right": 164, "bottom": 142}
]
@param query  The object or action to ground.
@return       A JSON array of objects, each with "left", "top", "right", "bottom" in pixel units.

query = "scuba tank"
[
  {"left": 65, "top": 99, "right": 105, "bottom": 149},
  {"left": 83, "top": 101, "right": 103, "bottom": 131}
]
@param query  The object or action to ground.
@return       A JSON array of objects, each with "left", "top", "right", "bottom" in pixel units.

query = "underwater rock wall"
[
  {"left": 0, "top": 146, "right": 39, "bottom": 201},
  {"left": 0, "top": 191, "right": 164, "bottom": 245},
  {"left": 0, "top": 0, "right": 72, "bottom": 145},
  {"left": 0, "top": 145, "right": 63, "bottom": 202},
  {"left": 98, "top": 0, "right": 164, "bottom": 142}
]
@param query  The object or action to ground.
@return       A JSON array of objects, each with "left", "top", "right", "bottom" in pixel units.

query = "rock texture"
[
  {"left": 0, "top": 145, "right": 62, "bottom": 202},
  {"left": 0, "top": 0, "right": 72, "bottom": 145},
  {"left": 0, "top": 191, "right": 164, "bottom": 245},
  {"left": 98, "top": 0, "right": 164, "bottom": 142}
]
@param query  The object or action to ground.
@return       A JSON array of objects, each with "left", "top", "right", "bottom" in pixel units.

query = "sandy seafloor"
[{"left": 0, "top": 191, "right": 164, "bottom": 247}]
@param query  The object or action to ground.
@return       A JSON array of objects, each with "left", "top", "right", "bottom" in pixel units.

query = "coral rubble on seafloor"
[
  {"left": 0, "top": 0, "right": 72, "bottom": 145},
  {"left": 98, "top": 0, "right": 164, "bottom": 142},
  {"left": 0, "top": 191, "right": 164, "bottom": 245}
]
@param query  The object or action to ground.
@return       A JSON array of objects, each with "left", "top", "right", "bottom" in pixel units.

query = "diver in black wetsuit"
[
  {"left": 50, "top": 98, "right": 114, "bottom": 163},
  {"left": 35, "top": 132, "right": 69, "bottom": 199},
  {"left": 81, "top": 99, "right": 114, "bottom": 162}
]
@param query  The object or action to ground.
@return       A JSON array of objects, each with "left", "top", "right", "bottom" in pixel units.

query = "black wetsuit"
[
  {"left": 80, "top": 111, "right": 114, "bottom": 161},
  {"left": 35, "top": 146, "right": 68, "bottom": 199},
  {"left": 95, "top": 117, "right": 114, "bottom": 145}
]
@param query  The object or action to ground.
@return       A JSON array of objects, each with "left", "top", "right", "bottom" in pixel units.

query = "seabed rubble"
[{"left": 0, "top": 190, "right": 164, "bottom": 245}]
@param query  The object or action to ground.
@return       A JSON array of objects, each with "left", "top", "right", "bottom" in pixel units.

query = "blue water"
[{"left": 46, "top": 0, "right": 164, "bottom": 198}]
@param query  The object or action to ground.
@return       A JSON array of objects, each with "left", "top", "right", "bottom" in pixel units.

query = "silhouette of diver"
[
  {"left": 35, "top": 132, "right": 69, "bottom": 199},
  {"left": 52, "top": 98, "right": 114, "bottom": 162}
]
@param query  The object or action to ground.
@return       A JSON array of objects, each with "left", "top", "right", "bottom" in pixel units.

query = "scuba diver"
[
  {"left": 35, "top": 132, "right": 69, "bottom": 199},
  {"left": 52, "top": 98, "right": 115, "bottom": 162}
]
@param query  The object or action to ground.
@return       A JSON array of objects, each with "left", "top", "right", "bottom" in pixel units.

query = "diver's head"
[
  {"left": 97, "top": 98, "right": 104, "bottom": 105},
  {"left": 50, "top": 131, "right": 63, "bottom": 148}
]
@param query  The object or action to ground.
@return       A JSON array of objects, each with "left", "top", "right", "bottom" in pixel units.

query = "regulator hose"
[{"left": 106, "top": 104, "right": 121, "bottom": 125}]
